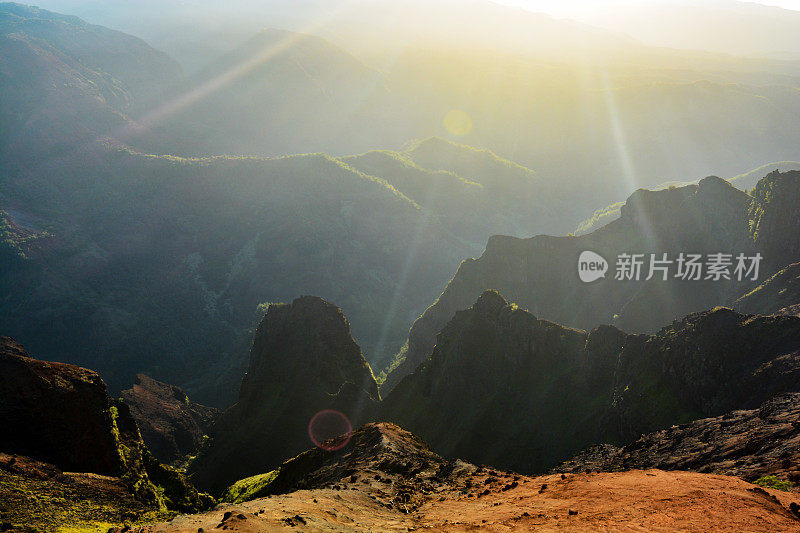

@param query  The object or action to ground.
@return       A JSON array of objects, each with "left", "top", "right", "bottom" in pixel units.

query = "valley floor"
[{"left": 126, "top": 469, "right": 800, "bottom": 532}]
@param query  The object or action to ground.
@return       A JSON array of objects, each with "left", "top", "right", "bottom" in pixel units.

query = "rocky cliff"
[
  {"left": 385, "top": 171, "right": 800, "bottom": 392},
  {"left": 188, "top": 296, "right": 381, "bottom": 493},
  {"left": 749, "top": 170, "right": 800, "bottom": 273},
  {"left": 121, "top": 374, "right": 220, "bottom": 464},
  {"left": 380, "top": 291, "right": 800, "bottom": 474},
  {"left": 609, "top": 307, "right": 800, "bottom": 440},
  {"left": 0, "top": 336, "right": 212, "bottom": 514},
  {"left": 0, "top": 336, "right": 126, "bottom": 475},
  {"left": 557, "top": 392, "right": 800, "bottom": 484}
]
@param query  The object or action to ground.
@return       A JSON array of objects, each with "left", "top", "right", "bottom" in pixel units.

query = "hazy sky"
[{"left": 497, "top": 0, "right": 800, "bottom": 17}]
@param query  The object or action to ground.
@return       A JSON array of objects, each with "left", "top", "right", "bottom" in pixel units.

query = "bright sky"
[{"left": 496, "top": 0, "right": 800, "bottom": 17}]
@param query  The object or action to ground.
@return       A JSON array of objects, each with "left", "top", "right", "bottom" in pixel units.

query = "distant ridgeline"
[{"left": 574, "top": 161, "right": 800, "bottom": 236}]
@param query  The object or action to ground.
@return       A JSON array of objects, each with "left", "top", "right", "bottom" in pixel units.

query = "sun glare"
[{"left": 443, "top": 109, "right": 473, "bottom": 136}]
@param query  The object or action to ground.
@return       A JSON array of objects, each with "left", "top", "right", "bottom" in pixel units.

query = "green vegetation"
[
  {"left": 753, "top": 475, "right": 795, "bottom": 492},
  {"left": 220, "top": 470, "right": 280, "bottom": 503},
  {"left": 574, "top": 201, "right": 625, "bottom": 235},
  {"left": 0, "top": 210, "right": 50, "bottom": 260},
  {"left": 0, "top": 468, "right": 173, "bottom": 533}
]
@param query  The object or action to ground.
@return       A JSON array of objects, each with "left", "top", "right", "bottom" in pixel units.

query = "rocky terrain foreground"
[
  {"left": 122, "top": 423, "right": 800, "bottom": 532},
  {"left": 0, "top": 335, "right": 214, "bottom": 531},
  {"left": 558, "top": 392, "right": 800, "bottom": 482}
]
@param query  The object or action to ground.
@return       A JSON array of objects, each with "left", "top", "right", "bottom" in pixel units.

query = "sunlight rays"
[{"left": 128, "top": 0, "right": 361, "bottom": 135}]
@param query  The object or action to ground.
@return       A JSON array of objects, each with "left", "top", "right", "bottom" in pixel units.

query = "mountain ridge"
[
  {"left": 385, "top": 170, "right": 800, "bottom": 392},
  {"left": 381, "top": 290, "right": 800, "bottom": 474}
]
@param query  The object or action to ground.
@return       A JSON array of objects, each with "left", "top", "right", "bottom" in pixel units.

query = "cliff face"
[
  {"left": 386, "top": 171, "right": 800, "bottom": 393},
  {"left": 557, "top": 392, "right": 800, "bottom": 484},
  {"left": 0, "top": 336, "right": 123, "bottom": 475},
  {"left": 749, "top": 170, "right": 800, "bottom": 273},
  {"left": 189, "top": 296, "right": 380, "bottom": 493},
  {"left": 380, "top": 291, "right": 800, "bottom": 474},
  {"left": 735, "top": 262, "right": 800, "bottom": 317},
  {"left": 610, "top": 307, "right": 800, "bottom": 440},
  {"left": 121, "top": 374, "right": 220, "bottom": 464},
  {"left": 0, "top": 336, "right": 212, "bottom": 513},
  {"left": 382, "top": 291, "right": 607, "bottom": 473}
]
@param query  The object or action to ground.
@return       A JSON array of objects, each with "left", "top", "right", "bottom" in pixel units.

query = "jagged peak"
[
  {"left": 258, "top": 295, "right": 352, "bottom": 330},
  {"left": 697, "top": 175, "right": 727, "bottom": 187},
  {"left": 752, "top": 168, "right": 800, "bottom": 195},
  {"left": 471, "top": 289, "right": 509, "bottom": 317},
  {"left": 696, "top": 174, "right": 747, "bottom": 200},
  {"left": 244, "top": 294, "right": 379, "bottom": 402}
]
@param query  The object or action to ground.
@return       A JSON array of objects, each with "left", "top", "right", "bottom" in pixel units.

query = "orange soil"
[{"left": 130, "top": 469, "right": 800, "bottom": 532}]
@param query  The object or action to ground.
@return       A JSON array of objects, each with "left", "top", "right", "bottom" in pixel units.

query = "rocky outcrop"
[
  {"left": 0, "top": 335, "right": 28, "bottom": 358},
  {"left": 557, "top": 393, "right": 800, "bottom": 483},
  {"left": 735, "top": 262, "right": 800, "bottom": 317},
  {"left": 380, "top": 291, "right": 800, "bottom": 474},
  {"left": 610, "top": 307, "right": 800, "bottom": 440},
  {"left": 0, "top": 337, "right": 123, "bottom": 475},
  {"left": 383, "top": 290, "right": 608, "bottom": 473},
  {"left": 0, "top": 336, "right": 213, "bottom": 514},
  {"left": 122, "top": 374, "right": 219, "bottom": 463},
  {"left": 226, "top": 422, "right": 458, "bottom": 501},
  {"left": 749, "top": 170, "right": 800, "bottom": 273},
  {"left": 385, "top": 175, "right": 761, "bottom": 392},
  {"left": 188, "top": 296, "right": 381, "bottom": 493}
]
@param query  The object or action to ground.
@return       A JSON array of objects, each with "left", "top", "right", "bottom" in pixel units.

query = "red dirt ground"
[{"left": 127, "top": 468, "right": 800, "bottom": 531}]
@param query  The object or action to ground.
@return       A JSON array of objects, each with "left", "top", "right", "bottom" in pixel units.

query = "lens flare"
[
  {"left": 443, "top": 109, "right": 473, "bottom": 136},
  {"left": 308, "top": 409, "right": 353, "bottom": 451}
]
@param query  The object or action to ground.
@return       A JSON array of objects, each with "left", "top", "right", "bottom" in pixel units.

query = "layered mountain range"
[
  {"left": 3, "top": 1, "right": 800, "bottom": 530},
  {"left": 382, "top": 291, "right": 800, "bottom": 473},
  {"left": 386, "top": 170, "right": 800, "bottom": 392},
  {"left": 175, "top": 286, "right": 800, "bottom": 495},
  {"left": 4, "top": 3, "right": 800, "bottom": 407}
]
